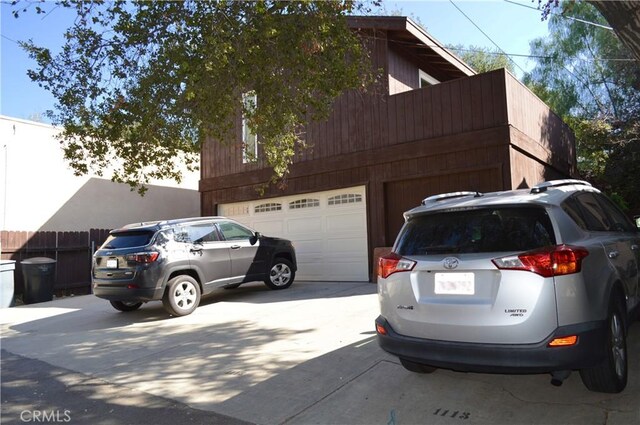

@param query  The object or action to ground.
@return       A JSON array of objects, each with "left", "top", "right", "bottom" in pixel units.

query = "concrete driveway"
[{"left": 1, "top": 281, "right": 639, "bottom": 424}]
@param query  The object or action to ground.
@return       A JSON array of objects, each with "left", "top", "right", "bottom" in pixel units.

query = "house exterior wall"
[
  {"left": 0, "top": 116, "right": 200, "bottom": 232},
  {"left": 199, "top": 21, "right": 576, "bottom": 280},
  {"left": 200, "top": 67, "right": 575, "bottom": 280},
  {"left": 388, "top": 45, "right": 420, "bottom": 95}
]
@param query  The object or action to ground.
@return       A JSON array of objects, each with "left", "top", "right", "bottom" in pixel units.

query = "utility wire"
[
  {"left": 502, "top": 0, "right": 614, "bottom": 30},
  {"left": 448, "top": 0, "right": 528, "bottom": 75}
]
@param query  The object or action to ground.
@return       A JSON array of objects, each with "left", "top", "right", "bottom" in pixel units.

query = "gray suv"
[
  {"left": 376, "top": 180, "right": 639, "bottom": 393},
  {"left": 93, "top": 217, "right": 297, "bottom": 316}
]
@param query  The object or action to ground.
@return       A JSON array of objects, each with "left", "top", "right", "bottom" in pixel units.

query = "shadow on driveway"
[{"left": 0, "top": 349, "right": 252, "bottom": 425}]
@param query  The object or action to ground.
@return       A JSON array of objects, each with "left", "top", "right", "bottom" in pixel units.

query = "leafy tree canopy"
[
  {"left": 13, "top": 0, "right": 378, "bottom": 193},
  {"left": 525, "top": 1, "right": 640, "bottom": 213},
  {"left": 447, "top": 45, "right": 515, "bottom": 74}
]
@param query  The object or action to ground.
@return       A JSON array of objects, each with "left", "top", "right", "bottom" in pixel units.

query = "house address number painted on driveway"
[{"left": 433, "top": 408, "right": 471, "bottom": 420}]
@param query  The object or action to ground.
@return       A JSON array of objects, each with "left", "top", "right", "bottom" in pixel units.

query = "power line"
[
  {"left": 502, "top": 0, "right": 614, "bottom": 30},
  {"left": 448, "top": 0, "right": 528, "bottom": 75}
]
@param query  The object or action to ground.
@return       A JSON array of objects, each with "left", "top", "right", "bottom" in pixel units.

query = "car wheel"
[
  {"left": 579, "top": 297, "right": 627, "bottom": 393},
  {"left": 264, "top": 258, "right": 295, "bottom": 290},
  {"left": 162, "top": 275, "right": 201, "bottom": 317},
  {"left": 109, "top": 300, "right": 142, "bottom": 312},
  {"left": 400, "top": 358, "right": 437, "bottom": 374}
]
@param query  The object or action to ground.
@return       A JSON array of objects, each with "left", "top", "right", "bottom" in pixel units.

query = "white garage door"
[{"left": 219, "top": 186, "right": 368, "bottom": 281}]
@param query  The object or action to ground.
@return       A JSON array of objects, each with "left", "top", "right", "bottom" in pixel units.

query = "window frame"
[
  {"left": 242, "top": 91, "right": 258, "bottom": 164},
  {"left": 216, "top": 221, "right": 255, "bottom": 241},
  {"left": 288, "top": 198, "right": 320, "bottom": 210},
  {"left": 419, "top": 69, "right": 439, "bottom": 88}
]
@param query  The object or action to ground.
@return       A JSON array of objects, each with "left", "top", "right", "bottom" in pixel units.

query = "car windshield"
[
  {"left": 395, "top": 206, "right": 556, "bottom": 255},
  {"left": 102, "top": 230, "right": 155, "bottom": 249}
]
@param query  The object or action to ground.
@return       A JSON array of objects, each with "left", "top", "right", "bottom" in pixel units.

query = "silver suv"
[{"left": 376, "top": 180, "right": 639, "bottom": 393}]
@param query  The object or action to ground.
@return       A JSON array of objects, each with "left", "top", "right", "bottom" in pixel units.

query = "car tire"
[
  {"left": 162, "top": 275, "right": 201, "bottom": 317},
  {"left": 109, "top": 300, "right": 143, "bottom": 312},
  {"left": 264, "top": 258, "right": 295, "bottom": 290},
  {"left": 579, "top": 297, "right": 627, "bottom": 393},
  {"left": 400, "top": 358, "right": 437, "bottom": 374}
]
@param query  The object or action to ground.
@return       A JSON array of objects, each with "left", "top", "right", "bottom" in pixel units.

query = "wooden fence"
[{"left": 1, "top": 229, "right": 111, "bottom": 298}]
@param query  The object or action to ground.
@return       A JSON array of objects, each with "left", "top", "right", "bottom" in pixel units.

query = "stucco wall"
[{"left": 0, "top": 116, "right": 200, "bottom": 232}]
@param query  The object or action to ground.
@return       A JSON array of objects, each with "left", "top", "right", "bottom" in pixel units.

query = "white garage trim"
[{"left": 219, "top": 186, "right": 368, "bottom": 282}]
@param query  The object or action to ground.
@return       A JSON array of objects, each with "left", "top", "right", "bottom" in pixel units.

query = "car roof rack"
[
  {"left": 422, "top": 191, "right": 483, "bottom": 205},
  {"left": 530, "top": 179, "right": 592, "bottom": 194}
]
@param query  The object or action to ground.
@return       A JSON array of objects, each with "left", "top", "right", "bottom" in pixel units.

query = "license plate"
[
  {"left": 434, "top": 273, "right": 475, "bottom": 295},
  {"left": 106, "top": 259, "right": 118, "bottom": 269}
]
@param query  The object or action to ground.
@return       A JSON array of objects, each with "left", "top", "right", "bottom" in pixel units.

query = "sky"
[{"left": 0, "top": 0, "right": 552, "bottom": 123}]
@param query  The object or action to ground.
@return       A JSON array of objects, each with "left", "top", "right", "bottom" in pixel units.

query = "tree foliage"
[
  {"left": 14, "top": 0, "right": 377, "bottom": 193},
  {"left": 539, "top": 1, "right": 640, "bottom": 63},
  {"left": 448, "top": 45, "right": 515, "bottom": 74},
  {"left": 525, "top": 1, "right": 640, "bottom": 213}
]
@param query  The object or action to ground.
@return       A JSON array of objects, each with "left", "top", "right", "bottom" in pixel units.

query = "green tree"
[
  {"left": 539, "top": 1, "right": 640, "bottom": 63},
  {"left": 525, "top": 1, "right": 640, "bottom": 212},
  {"left": 14, "top": 0, "right": 378, "bottom": 193},
  {"left": 448, "top": 45, "right": 515, "bottom": 74}
]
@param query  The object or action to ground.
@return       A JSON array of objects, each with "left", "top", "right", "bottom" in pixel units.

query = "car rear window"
[
  {"left": 102, "top": 231, "right": 155, "bottom": 249},
  {"left": 395, "top": 207, "right": 556, "bottom": 256}
]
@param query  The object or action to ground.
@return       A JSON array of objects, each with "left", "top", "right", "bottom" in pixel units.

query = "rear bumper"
[
  {"left": 93, "top": 285, "right": 163, "bottom": 302},
  {"left": 93, "top": 274, "right": 164, "bottom": 302},
  {"left": 375, "top": 315, "right": 607, "bottom": 373}
]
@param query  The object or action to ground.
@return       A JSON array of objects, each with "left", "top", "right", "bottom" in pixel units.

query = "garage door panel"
[
  {"left": 327, "top": 237, "right": 367, "bottom": 253},
  {"left": 251, "top": 220, "right": 284, "bottom": 237},
  {"left": 287, "top": 217, "right": 322, "bottom": 234},
  {"left": 326, "top": 213, "right": 366, "bottom": 232}
]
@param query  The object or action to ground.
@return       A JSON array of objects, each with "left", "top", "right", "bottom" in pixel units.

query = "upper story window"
[
  {"left": 289, "top": 198, "right": 320, "bottom": 209},
  {"left": 328, "top": 194, "right": 362, "bottom": 206},
  {"left": 242, "top": 91, "right": 258, "bottom": 164},
  {"left": 419, "top": 70, "right": 439, "bottom": 88}
]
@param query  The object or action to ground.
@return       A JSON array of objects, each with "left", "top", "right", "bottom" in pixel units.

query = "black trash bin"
[{"left": 21, "top": 257, "right": 56, "bottom": 304}]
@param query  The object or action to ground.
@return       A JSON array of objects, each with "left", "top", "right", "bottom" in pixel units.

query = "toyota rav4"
[{"left": 376, "top": 180, "right": 639, "bottom": 393}]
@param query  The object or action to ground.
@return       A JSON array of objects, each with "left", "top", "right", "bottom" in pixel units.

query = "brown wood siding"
[
  {"left": 384, "top": 165, "right": 503, "bottom": 243},
  {"left": 388, "top": 44, "right": 419, "bottom": 94},
  {"left": 200, "top": 69, "right": 511, "bottom": 181},
  {"left": 200, "top": 125, "right": 512, "bottom": 271},
  {"left": 505, "top": 71, "right": 576, "bottom": 178}
]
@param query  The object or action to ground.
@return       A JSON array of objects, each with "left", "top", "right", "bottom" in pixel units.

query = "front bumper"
[{"left": 375, "top": 315, "right": 607, "bottom": 373}]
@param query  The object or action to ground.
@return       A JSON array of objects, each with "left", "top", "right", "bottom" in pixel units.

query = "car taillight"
[
  {"left": 378, "top": 252, "right": 416, "bottom": 279},
  {"left": 126, "top": 252, "right": 160, "bottom": 263},
  {"left": 492, "top": 245, "right": 589, "bottom": 278}
]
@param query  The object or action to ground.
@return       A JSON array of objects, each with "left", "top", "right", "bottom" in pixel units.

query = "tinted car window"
[
  {"left": 574, "top": 192, "right": 611, "bottom": 231},
  {"left": 594, "top": 193, "right": 637, "bottom": 233},
  {"left": 102, "top": 231, "right": 155, "bottom": 249},
  {"left": 186, "top": 223, "right": 220, "bottom": 243},
  {"left": 396, "top": 207, "right": 556, "bottom": 255},
  {"left": 562, "top": 196, "right": 589, "bottom": 230},
  {"left": 218, "top": 221, "right": 255, "bottom": 241}
]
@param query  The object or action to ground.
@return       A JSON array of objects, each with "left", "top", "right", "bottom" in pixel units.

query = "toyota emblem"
[{"left": 443, "top": 257, "right": 459, "bottom": 270}]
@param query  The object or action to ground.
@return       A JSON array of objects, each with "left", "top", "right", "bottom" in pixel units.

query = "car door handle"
[
  {"left": 190, "top": 246, "right": 203, "bottom": 253},
  {"left": 608, "top": 250, "right": 619, "bottom": 259},
  {"left": 230, "top": 245, "right": 241, "bottom": 250}
]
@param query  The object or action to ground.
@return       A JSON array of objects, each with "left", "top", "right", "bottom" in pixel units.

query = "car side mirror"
[{"left": 250, "top": 232, "right": 261, "bottom": 246}]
